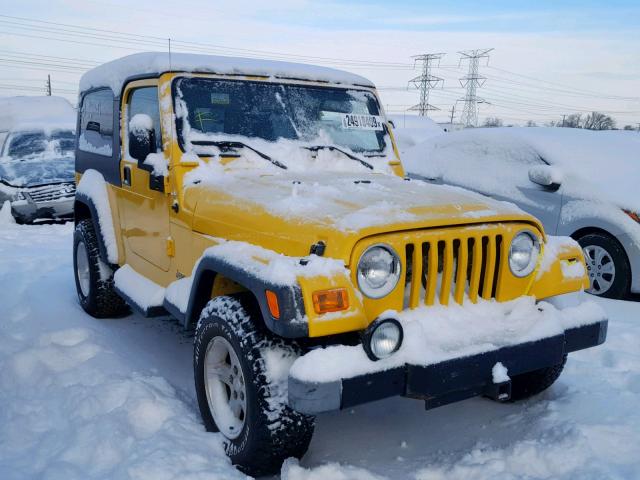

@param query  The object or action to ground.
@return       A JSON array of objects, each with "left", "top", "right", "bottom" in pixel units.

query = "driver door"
[{"left": 117, "top": 80, "right": 172, "bottom": 272}]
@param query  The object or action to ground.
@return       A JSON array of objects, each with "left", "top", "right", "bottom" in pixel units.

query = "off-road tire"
[
  {"left": 73, "top": 219, "right": 128, "bottom": 318},
  {"left": 577, "top": 232, "right": 630, "bottom": 299},
  {"left": 194, "top": 295, "right": 314, "bottom": 477},
  {"left": 509, "top": 355, "right": 567, "bottom": 401}
]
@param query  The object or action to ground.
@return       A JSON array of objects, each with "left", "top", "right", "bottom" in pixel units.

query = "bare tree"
[
  {"left": 545, "top": 120, "right": 557, "bottom": 127},
  {"left": 623, "top": 125, "right": 635, "bottom": 131},
  {"left": 483, "top": 117, "right": 503, "bottom": 127},
  {"left": 583, "top": 111, "right": 616, "bottom": 130},
  {"left": 525, "top": 120, "right": 537, "bottom": 127},
  {"left": 562, "top": 113, "right": 582, "bottom": 128}
]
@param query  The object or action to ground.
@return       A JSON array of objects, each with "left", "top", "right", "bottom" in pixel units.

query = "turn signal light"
[
  {"left": 312, "top": 288, "right": 349, "bottom": 314},
  {"left": 265, "top": 290, "right": 280, "bottom": 319},
  {"left": 624, "top": 209, "right": 640, "bottom": 223}
]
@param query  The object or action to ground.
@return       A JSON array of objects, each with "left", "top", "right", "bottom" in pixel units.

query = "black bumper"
[{"left": 288, "top": 319, "right": 608, "bottom": 415}]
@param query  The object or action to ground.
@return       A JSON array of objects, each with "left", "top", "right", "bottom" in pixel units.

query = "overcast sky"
[{"left": 1, "top": 0, "right": 639, "bottom": 126}]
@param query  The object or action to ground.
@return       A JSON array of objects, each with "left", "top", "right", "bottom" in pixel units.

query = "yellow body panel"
[{"left": 82, "top": 70, "right": 589, "bottom": 339}]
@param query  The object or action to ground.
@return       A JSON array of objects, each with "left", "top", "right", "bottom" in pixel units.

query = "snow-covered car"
[
  {"left": 403, "top": 127, "right": 640, "bottom": 299},
  {"left": 72, "top": 53, "right": 607, "bottom": 476},
  {"left": 0, "top": 97, "right": 76, "bottom": 223}
]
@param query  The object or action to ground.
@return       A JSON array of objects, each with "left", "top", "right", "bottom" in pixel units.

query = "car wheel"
[
  {"left": 577, "top": 232, "right": 630, "bottom": 299},
  {"left": 73, "top": 219, "right": 129, "bottom": 317},
  {"left": 194, "top": 295, "right": 314, "bottom": 477}
]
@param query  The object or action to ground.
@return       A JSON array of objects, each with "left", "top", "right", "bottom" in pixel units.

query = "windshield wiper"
[
  {"left": 190, "top": 140, "right": 287, "bottom": 170},
  {"left": 304, "top": 145, "right": 373, "bottom": 170}
]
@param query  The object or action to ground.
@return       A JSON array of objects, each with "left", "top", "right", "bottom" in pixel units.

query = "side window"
[
  {"left": 79, "top": 89, "right": 114, "bottom": 157},
  {"left": 128, "top": 87, "right": 162, "bottom": 154}
]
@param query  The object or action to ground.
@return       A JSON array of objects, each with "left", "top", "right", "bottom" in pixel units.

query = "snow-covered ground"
[{"left": 1, "top": 222, "right": 639, "bottom": 479}]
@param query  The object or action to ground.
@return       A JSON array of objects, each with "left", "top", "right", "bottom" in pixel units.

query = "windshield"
[
  {"left": 174, "top": 78, "right": 388, "bottom": 157},
  {"left": 0, "top": 130, "right": 75, "bottom": 186}
]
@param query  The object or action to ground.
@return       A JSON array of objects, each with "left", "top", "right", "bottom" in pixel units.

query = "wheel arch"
[
  {"left": 177, "top": 257, "right": 308, "bottom": 338},
  {"left": 74, "top": 194, "right": 111, "bottom": 265}
]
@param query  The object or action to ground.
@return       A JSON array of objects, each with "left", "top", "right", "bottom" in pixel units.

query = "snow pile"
[
  {"left": 0, "top": 96, "right": 75, "bottom": 133},
  {"left": 282, "top": 459, "right": 386, "bottom": 480},
  {"left": 114, "top": 264, "right": 166, "bottom": 309},
  {"left": 0, "top": 200, "right": 15, "bottom": 224},
  {"left": 80, "top": 52, "right": 374, "bottom": 93},
  {"left": 290, "top": 294, "right": 605, "bottom": 383},
  {"left": 76, "top": 170, "right": 119, "bottom": 263},
  {"left": 0, "top": 223, "right": 244, "bottom": 480},
  {"left": 388, "top": 114, "right": 445, "bottom": 152}
]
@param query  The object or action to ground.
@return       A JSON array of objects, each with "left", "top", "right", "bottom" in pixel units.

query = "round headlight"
[
  {"left": 363, "top": 318, "right": 404, "bottom": 361},
  {"left": 509, "top": 230, "right": 540, "bottom": 277},
  {"left": 357, "top": 244, "right": 401, "bottom": 298}
]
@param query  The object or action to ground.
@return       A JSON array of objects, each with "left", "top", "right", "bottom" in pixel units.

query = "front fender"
[{"left": 529, "top": 236, "right": 589, "bottom": 299}]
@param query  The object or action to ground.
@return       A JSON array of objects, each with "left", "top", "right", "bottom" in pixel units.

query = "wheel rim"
[
  {"left": 583, "top": 245, "right": 616, "bottom": 295},
  {"left": 76, "top": 241, "right": 91, "bottom": 298},
  {"left": 204, "top": 336, "right": 247, "bottom": 440}
]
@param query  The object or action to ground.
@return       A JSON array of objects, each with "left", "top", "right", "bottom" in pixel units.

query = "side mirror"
[
  {"left": 388, "top": 119, "right": 396, "bottom": 129},
  {"left": 128, "top": 113, "right": 156, "bottom": 163},
  {"left": 528, "top": 165, "right": 562, "bottom": 191}
]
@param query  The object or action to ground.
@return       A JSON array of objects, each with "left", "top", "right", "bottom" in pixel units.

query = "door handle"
[{"left": 123, "top": 165, "right": 132, "bottom": 186}]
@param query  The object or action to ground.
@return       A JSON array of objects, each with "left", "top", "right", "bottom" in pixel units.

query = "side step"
[{"left": 113, "top": 264, "right": 169, "bottom": 318}]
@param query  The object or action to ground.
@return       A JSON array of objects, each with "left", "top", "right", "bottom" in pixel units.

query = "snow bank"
[
  {"left": 0, "top": 200, "right": 15, "bottom": 224},
  {"left": 389, "top": 114, "right": 445, "bottom": 152},
  {"left": 76, "top": 169, "right": 118, "bottom": 263},
  {"left": 0, "top": 96, "right": 76, "bottom": 133},
  {"left": 282, "top": 459, "right": 386, "bottom": 480},
  {"left": 0, "top": 223, "right": 244, "bottom": 480},
  {"left": 80, "top": 52, "right": 374, "bottom": 93},
  {"left": 290, "top": 294, "right": 605, "bottom": 383}
]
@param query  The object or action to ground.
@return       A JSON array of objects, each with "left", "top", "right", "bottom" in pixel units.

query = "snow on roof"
[
  {"left": 0, "top": 96, "right": 76, "bottom": 133},
  {"left": 79, "top": 52, "right": 376, "bottom": 94}
]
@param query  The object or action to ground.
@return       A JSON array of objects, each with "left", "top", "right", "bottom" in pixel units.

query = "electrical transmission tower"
[
  {"left": 408, "top": 53, "right": 445, "bottom": 117},
  {"left": 46, "top": 74, "right": 52, "bottom": 96},
  {"left": 458, "top": 48, "right": 493, "bottom": 127}
]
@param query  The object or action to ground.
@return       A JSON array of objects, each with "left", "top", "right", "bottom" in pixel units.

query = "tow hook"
[{"left": 484, "top": 380, "right": 512, "bottom": 402}]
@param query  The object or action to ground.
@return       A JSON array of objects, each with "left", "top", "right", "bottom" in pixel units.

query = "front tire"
[
  {"left": 577, "top": 232, "right": 630, "bottom": 299},
  {"left": 509, "top": 355, "right": 567, "bottom": 401},
  {"left": 73, "top": 219, "right": 129, "bottom": 318},
  {"left": 194, "top": 295, "right": 314, "bottom": 477}
]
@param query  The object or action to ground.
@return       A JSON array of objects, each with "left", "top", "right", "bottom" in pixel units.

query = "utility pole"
[
  {"left": 46, "top": 74, "right": 52, "bottom": 96},
  {"left": 561, "top": 114, "right": 566, "bottom": 127},
  {"left": 408, "top": 53, "right": 445, "bottom": 117},
  {"left": 458, "top": 48, "right": 493, "bottom": 127},
  {"left": 449, "top": 104, "right": 456, "bottom": 124}
]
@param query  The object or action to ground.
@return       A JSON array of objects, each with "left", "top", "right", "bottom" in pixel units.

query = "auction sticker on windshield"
[{"left": 341, "top": 114, "right": 384, "bottom": 131}]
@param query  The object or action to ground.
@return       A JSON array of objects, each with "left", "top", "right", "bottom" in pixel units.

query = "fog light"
[{"left": 362, "top": 318, "right": 403, "bottom": 361}]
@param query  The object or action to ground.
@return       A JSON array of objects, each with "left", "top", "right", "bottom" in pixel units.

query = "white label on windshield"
[{"left": 341, "top": 114, "right": 384, "bottom": 131}]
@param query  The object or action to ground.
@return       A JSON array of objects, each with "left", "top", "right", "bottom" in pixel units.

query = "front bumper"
[{"left": 288, "top": 319, "right": 607, "bottom": 415}]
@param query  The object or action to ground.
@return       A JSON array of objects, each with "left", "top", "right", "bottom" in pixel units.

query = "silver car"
[
  {"left": 403, "top": 127, "right": 640, "bottom": 299},
  {"left": 0, "top": 129, "right": 75, "bottom": 223}
]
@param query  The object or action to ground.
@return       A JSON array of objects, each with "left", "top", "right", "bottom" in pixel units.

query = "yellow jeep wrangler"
[{"left": 73, "top": 52, "right": 607, "bottom": 476}]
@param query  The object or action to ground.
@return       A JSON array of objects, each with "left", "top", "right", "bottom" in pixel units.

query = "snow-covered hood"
[{"left": 187, "top": 171, "right": 539, "bottom": 261}]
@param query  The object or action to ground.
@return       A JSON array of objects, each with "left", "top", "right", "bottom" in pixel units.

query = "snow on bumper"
[{"left": 288, "top": 294, "right": 608, "bottom": 414}]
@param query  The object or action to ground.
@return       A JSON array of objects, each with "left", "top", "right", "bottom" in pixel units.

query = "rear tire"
[
  {"left": 73, "top": 219, "right": 129, "bottom": 318},
  {"left": 194, "top": 295, "right": 314, "bottom": 477},
  {"left": 577, "top": 232, "right": 630, "bottom": 299},
  {"left": 509, "top": 355, "right": 567, "bottom": 401}
]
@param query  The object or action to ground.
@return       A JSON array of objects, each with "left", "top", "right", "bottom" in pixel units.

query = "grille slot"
[{"left": 404, "top": 234, "right": 503, "bottom": 308}]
